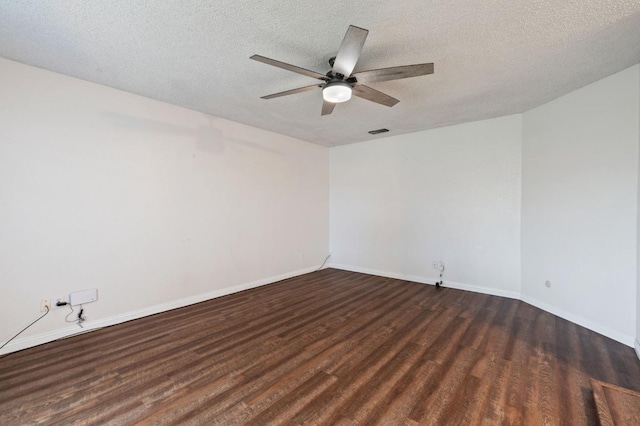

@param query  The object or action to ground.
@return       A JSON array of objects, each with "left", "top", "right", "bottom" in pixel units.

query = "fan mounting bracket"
[{"left": 328, "top": 57, "right": 357, "bottom": 82}]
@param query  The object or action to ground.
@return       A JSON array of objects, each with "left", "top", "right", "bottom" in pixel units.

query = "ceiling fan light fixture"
[{"left": 323, "top": 81, "right": 352, "bottom": 103}]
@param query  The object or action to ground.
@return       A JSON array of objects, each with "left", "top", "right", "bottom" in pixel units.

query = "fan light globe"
[{"left": 323, "top": 81, "right": 352, "bottom": 103}]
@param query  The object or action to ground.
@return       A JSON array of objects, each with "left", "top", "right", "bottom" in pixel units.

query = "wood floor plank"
[{"left": 1, "top": 268, "right": 639, "bottom": 424}]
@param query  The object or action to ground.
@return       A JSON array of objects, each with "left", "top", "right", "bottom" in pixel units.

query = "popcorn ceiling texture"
[{"left": 1, "top": 1, "right": 639, "bottom": 146}]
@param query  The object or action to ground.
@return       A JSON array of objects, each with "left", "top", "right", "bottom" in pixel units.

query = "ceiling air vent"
[{"left": 368, "top": 128, "right": 389, "bottom": 135}]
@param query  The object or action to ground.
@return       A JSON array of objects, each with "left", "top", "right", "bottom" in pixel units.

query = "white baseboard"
[
  {"left": 0, "top": 266, "right": 319, "bottom": 355},
  {"left": 504, "top": 294, "right": 635, "bottom": 347},
  {"left": 329, "top": 263, "right": 521, "bottom": 300},
  {"left": 3, "top": 263, "right": 636, "bottom": 354},
  {"left": 330, "top": 263, "right": 635, "bottom": 348}
]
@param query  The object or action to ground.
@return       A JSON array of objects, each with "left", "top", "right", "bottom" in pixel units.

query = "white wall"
[
  {"left": 330, "top": 115, "right": 522, "bottom": 297},
  {"left": 330, "top": 65, "right": 640, "bottom": 347},
  {"left": 2, "top": 56, "right": 639, "bottom": 355},
  {"left": 521, "top": 65, "right": 639, "bottom": 346},
  {"left": 0, "top": 58, "right": 329, "bottom": 354},
  {"left": 637, "top": 65, "right": 640, "bottom": 358}
]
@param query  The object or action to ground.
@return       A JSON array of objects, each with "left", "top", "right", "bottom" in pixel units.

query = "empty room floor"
[{"left": 1, "top": 268, "right": 639, "bottom": 424}]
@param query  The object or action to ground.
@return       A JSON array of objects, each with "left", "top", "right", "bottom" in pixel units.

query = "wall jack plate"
[{"left": 51, "top": 295, "right": 67, "bottom": 310}]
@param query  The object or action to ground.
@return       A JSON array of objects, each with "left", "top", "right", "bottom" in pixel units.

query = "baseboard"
[
  {"left": 329, "top": 263, "right": 635, "bottom": 348},
  {"left": 4, "top": 264, "right": 635, "bottom": 355},
  {"left": 0, "top": 265, "right": 319, "bottom": 355},
  {"left": 329, "top": 263, "right": 521, "bottom": 300},
  {"left": 519, "top": 294, "right": 635, "bottom": 347}
]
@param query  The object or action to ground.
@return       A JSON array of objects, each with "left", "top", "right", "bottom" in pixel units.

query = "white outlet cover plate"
[{"left": 51, "top": 295, "right": 67, "bottom": 310}]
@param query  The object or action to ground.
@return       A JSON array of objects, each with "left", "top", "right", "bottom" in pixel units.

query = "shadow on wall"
[{"left": 100, "top": 111, "right": 282, "bottom": 155}]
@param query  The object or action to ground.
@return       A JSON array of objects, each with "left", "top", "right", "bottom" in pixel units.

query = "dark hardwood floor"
[{"left": 1, "top": 268, "right": 639, "bottom": 424}]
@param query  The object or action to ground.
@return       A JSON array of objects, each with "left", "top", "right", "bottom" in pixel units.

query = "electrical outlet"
[
  {"left": 51, "top": 295, "right": 67, "bottom": 310},
  {"left": 40, "top": 299, "right": 51, "bottom": 312}
]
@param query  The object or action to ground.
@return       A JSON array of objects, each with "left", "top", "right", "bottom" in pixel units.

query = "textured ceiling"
[{"left": 1, "top": 1, "right": 639, "bottom": 147}]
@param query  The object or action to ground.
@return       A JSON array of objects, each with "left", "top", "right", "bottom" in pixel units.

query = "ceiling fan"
[{"left": 251, "top": 25, "right": 434, "bottom": 116}]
